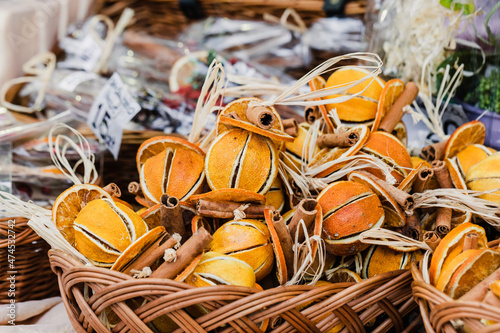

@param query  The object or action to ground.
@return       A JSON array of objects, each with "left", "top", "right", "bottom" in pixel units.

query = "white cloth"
[
  {"left": 0, "top": 0, "right": 95, "bottom": 87},
  {"left": 0, "top": 297, "right": 74, "bottom": 332}
]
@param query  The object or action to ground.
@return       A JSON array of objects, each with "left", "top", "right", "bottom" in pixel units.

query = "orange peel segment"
[
  {"left": 372, "top": 79, "right": 405, "bottom": 131},
  {"left": 444, "top": 120, "right": 486, "bottom": 159}
]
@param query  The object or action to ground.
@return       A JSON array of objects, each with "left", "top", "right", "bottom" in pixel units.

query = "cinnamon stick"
[
  {"left": 150, "top": 227, "right": 212, "bottom": 279},
  {"left": 196, "top": 199, "right": 274, "bottom": 219},
  {"left": 317, "top": 131, "right": 360, "bottom": 148},
  {"left": 103, "top": 183, "right": 121, "bottom": 198},
  {"left": 128, "top": 181, "right": 142, "bottom": 196},
  {"left": 436, "top": 207, "right": 452, "bottom": 237},
  {"left": 358, "top": 171, "right": 414, "bottom": 211},
  {"left": 411, "top": 168, "right": 434, "bottom": 193},
  {"left": 421, "top": 141, "right": 447, "bottom": 162},
  {"left": 431, "top": 160, "right": 454, "bottom": 189},
  {"left": 423, "top": 231, "right": 441, "bottom": 251},
  {"left": 282, "top": 118, "right": 299, "bottom": 137},
  {"left": 304, "top": 105, "right": 320, "bottom": 124},
  {"left": 160, "top": 194, "right": 185, "bottom": 239},
  {"left": 379, "top": 82, "right": 419, "bottom": 133},
  {"left": 245, "top": 105, "right": 276, "bottom": 130},
  {"left": 460, "top": 267, "right": 500, "bottom": 302},
  {"left": 462, "top": 232, "right": 479, "bottom": 252},
  {"left": 288, "top": 199, "right": 318, "bottom": 243},
  {"left": 270, "top": 211, "right": 294, "bottom": 279},
  {"left": 121, "top": 233, "right": 179, "bottom": 275},
  {"left": 402, "top": 212, "right": 421, "bottom": 241}
]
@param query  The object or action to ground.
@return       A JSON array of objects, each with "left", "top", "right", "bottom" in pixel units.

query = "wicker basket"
[
  {"left": 95, "top": 0, "right": 367, "bottom": 37},
  {"left": 411, "top": 261, "right": 500, "bottom": 333},
  {"left": 0, "top": 217, "right": 59, "bottom": 303},
  {"left": 50, "top": 249, "right": 420, "bottom": 333}
]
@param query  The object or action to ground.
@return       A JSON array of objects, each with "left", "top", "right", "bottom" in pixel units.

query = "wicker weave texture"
[
  {"left": 0, "top": 217, "right": 59, "bottom": 303},
  {"left": 50, "top": 249, "right": 419, "bottom": 333},
  {"left": 95, "top": 0, "right": 367, "bottom": 37}
]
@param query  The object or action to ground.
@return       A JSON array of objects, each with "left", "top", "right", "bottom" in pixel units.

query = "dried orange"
[
  {"left": 392, "top": 121, "right": 408, "bottom": 147},
  {"left": 446, "top": 249, "right": 500, "bottom": 299},
  {"left": 372, "top": 79, "right": 405, "bottom": 131},
  {"left": 73, "top": 198, "right": 148, "bottom": 266},
  {"left": 52, "top": 184, "right": 111, "bottom": 245},
  {"left": 217, "top": 97, "right": 293, "bottom": 144},
  {"left": 317, "top": 181, "right": 385, "bottom": 256},
  {"left": 429, "top": 222, "right": 488, "bottom": 285},
  {"left": 348, "top": 170, "right": 405, "bottom": 228},
  {"left": 137, "top": 136, "right": 205, "bottom": 203},
  {"left": 309, "top": 125, "right": 370, "bottom": 178},
  {"left": 446, "top": 158, "right": 467, "bottom": 190},
  {"left": 444, "top": 120, "right": 486, "bottom": 159},
  {"left": 466, "top": 153, "right": 500, "bottom": 204},
  {"left": 323, "top": 67, "right": 386, "bottom": 125},
  {"left": 455, "top": 144, "right": 495, "bottom": 177},
  {"left": 205, "top": 128, "right": 279, "bottom": 194},
  {"left": 264, "top": 209, "right": 289, "bottom": 285},
  {"left": 210, "top": 219, "right": 273, "bottom": 280},
  {"left": 490, "top": 280, "right": 500, "bottom": 298},
  {"left": 411, "top": 156, "right": 431, "bottom": 169},
  {"left": 363, "top": 245, "right": 406, "bottom": 279},
  {"left": 358, "top": 131, "right": 413, "bottom": 185},
  {"left": 328, "top": 268, "right": 362, "bottom": 283},
  {"left": 184, "top": 252, "right": 256, "bottom": 288},
  {"left": 435, "top": 249, "right": 476, "bottom": 292},
  {"left": 265, "top": 177, "right": 286, "bottom": 212}
]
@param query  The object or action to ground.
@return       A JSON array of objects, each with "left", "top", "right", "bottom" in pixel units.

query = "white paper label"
[
  {"left": 58, "top": 34, "right": 102, "bottom": 72},
  {"left": 59, "top": 71, "right": 98, "bottom": 92},
  {"left": 87, "top": 73, "right": 141, "bottom": 159}
]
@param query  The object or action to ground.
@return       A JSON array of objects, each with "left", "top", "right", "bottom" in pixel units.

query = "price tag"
[
  {"left": 58, "top": 34, "right": 102, "bottom": 72},
  {"left": 59, "top": 71, "right": 98, "bottom": 92},
  {"left": 87, "top": 73, "right": 141, "bottom": 159}
]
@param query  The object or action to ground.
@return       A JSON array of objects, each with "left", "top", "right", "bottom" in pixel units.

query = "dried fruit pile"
[{"left": 8, "top": 57, "right": 500, "bottom": 331}]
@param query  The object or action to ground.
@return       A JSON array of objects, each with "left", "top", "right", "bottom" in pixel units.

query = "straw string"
[{"left": 359, "top": 228, "right": 432, "bottom": 252}]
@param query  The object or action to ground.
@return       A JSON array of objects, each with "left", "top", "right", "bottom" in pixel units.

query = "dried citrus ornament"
[
  {"left": 137, "top": 136, "right": 206, "bottom": 204},
  {"left": 205, "top": 128, "right": 279, "bottom": 194}
]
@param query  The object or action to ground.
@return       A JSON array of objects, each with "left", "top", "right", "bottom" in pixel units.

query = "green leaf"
[{"left": 440, "top": 0, "right": 474, "bottom": 15}]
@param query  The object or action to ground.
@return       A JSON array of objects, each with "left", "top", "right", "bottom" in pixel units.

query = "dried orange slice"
[
  {"left": 348, "top": 170, "right": 405, "bottom": 228},
  {"left": 446, "top": 158, "right": 467, "bottom": 190},
  {"left": 191, "top": 215, "right": 214, "bottom": 235},
  {"left": 362, "top": 245, "right": 404, "bottom": 279},
  {"left": 137, "top": 136, "right": 206, "bottom": 203},
  {"left": 111, "top": 226, "right": 166, "bottom": 272},
  {"left": 210, "top": 219, "right": 273, "bottom": 280},
  {"left": 328, "top": 268, "right": 362, "bottom": 283},
  {"left": 175, "top": 253, "right": 203, "bottom": 282},
  {"left": 435, "top": 249, "right": 475, "bottom": 292},
  {"left": 444, "top": 120, "right": 486, "bottom": 159},
  {"left": 398, "top": 163, "right": 426, "bottom": 193},
  {"left": 466, "top": 153, "right": 500, "bottom": 205},
  {"left": 411, "top": 156, "right": 432, "bottom": 169},
  {"left": 309, "top": 125, "right": 370, "bottom": 178},
  {"left": 358, "top": 131, "right": 413, "bottom": 185},
  {"left": 372, "top": 79, "right": 405, "bottom": 131},
  {"left": 205, "top": 128, "right": 279, "bottom": 195},
  {"left": 490, "top": 280, "right": 500, "bottom": 298},
  {"left": 217, "top": 97, "right": 293, "bottom": 144},
  {"left": 52, "top": 184, "right": 111, "bottom": 245},
  {"left": 264, "top": 209, "right": 288, "bottom": 285},
  {"left": 446, "top": 249, "right": 500, "bottom": 299},
  {"left": 323, "top": 67, "right": 386, "bottom": 125},
  {"left": 392, "top": 121, "right": 408, "bottom": 147},
  {"left": 429, "top": 222, "right": 488, "bottom": 285},
  {"left": 140, "top": 204, "right": 162, "bottom": 229},
  {"left": 308, "top": 76, "right": 334, "bottom": 132},
  {"left": 317, "top": 181, "right": 385, "bottom": 256}
]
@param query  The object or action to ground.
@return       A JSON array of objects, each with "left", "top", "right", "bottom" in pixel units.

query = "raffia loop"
[
  {"left": 0, "top": 191, "right": 92, "bottom": 265},
  {"left": 263, "top": 8, "right": 307, "bottom": 34},
  {"left": 189, "top": 60, "right": 226, "bottom": 144},
  {"left": 48, "top": 123, "right": 99, "bottom": 185},
  {"left": 413, "top": 188, "right": 500, "bottom": 228},
  {"left": 0, "top": 52, "right": 56, "bottom": 113},
  {"left": 285, "top": 219, "right": 325, "bottom": 286},
  {"left": 359, "top": 228, "right": 432, "bottom": 252},
  {"left": 90, "top": 8, "right": 134, "bottom": 74},
  {"left": 254, "top": 52, "right": 382, "bottom": 108},
  {"left": 131, "top": 267, "right": 152, "bottom": 279},
  {"left": 233, "top": 204, "right": 250, "bottom": 221},
  {"left": 324, "top": 254, "right": 363, "bottom": 281}
]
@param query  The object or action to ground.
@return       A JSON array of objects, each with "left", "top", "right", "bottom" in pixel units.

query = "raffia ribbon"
[
  {"left": 0, "top": 52, "right": 56, "bottom": 113},
  {"left": 89, "top": 8, "right": 134, "bottom": 74},
  {"left": 263, "top": 8, "right": 307, "bottom": 34}
]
